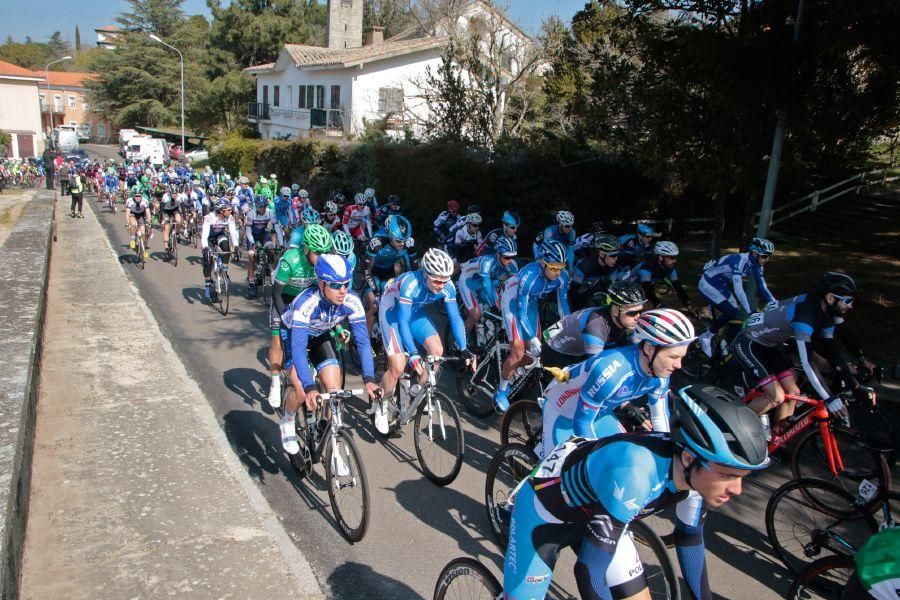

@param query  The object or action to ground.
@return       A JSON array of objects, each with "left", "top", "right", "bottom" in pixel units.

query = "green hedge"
[{"left": 210, "top": 136, "right": 665, "bottom": 246}]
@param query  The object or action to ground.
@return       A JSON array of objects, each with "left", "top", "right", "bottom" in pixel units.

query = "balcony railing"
[
  {"left": 40, "top": 102, "right": 66, "bottom": 115},
  {"left": 247, "top": 102, "right": 270, "bottom": 121}
]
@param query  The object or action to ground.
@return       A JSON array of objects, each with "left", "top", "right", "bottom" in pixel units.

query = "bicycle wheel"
[
  {"left": 499, "top": 399, "right": 543, "bottom": 453},
  {"left": 433, "top": 557, "right": 501, "bottom": 600},
  {"left": 485, "top": 443, "right": 537, "bottom": 549},
  {"left": 137, "top": 239, "right": 145, "bottom": 270},
  {"left": 288, "top": 411, "right": 313, "bottom": 481},
  {"left": 221, "top": 274, "right": 230, "bottom": 316},
  {"left": 170, "top": 237, "right": 178, "bottom": 267},
  {"left": 191, "top": 226, "right": 198, "bottom": 248},
  {"left": 847, "top": 404, "right": 899, "bottom": 468},
  {"left": 325, "top": 429, "right": 370, "bottom": 543},
  {"left": 787, "top": 554, "right": 856, "bottom": 600},
  {"left": 456, "top": 342, "right": 507, "bottom": 418},
  {"left": 630, "top": 520, "right": 681, "bottom": 600},
  {"left": 791, "top": 424, "right": 890, "bottom": 498},
  {"left": 414, "top": 390, "right": 464, "bottom": 486},
  {"left": 765, "top": 478, "right": 876, "bottom": 574}
]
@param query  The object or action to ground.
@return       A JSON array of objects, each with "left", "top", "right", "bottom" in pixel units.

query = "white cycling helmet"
[
  {"left": 324, "top": 200, "right": 339, "bottom": 214},
  {"left": 634, "top": 309, "right": 695, "bottom": 346},
  {"left": 364, "top": 187, "right": 375, "bottom": 199},
  {"left": 750, "top": 237, "right": 775, "bottom": 256},
  {"left": 556, "top": 210, "right": 575, "bottom": 226},
  {"left": 654, "top": 241, "right": 679, "bottom": 256},
  {"left": 280, "top": 186, "right": 291, "bottom": 196},
  {"left": 299, "top": 188, "right": 309, "bottom": 199},
  {"left": 420, "top": 248, "right": 454, "bottom": 278},
  {"left": 354, "top": 192, "right": 366, "bottom": 205},
  {"left": 465, "top": 213, "right": 482, "bottom": 225}
]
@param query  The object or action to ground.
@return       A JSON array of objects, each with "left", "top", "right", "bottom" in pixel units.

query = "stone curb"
[{"left": 0, "top": 189, "right": 55, "bottom": 600}]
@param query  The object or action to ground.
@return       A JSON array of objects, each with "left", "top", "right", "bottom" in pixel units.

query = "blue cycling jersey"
[
  {"left": 503, "top": 261, "right": 571, "bottom": 341},
  {"left": 283, "top": 287, "right": 374, "bottom": 392},
  {"left": 274, "top": 196, "right": 293, "bottom": 221},
  {"left": 700, "top": 252, "right": 774, "bottom": 313},
  {"left": 381, "top": 271, "right": 467, "bottom": 355},
  {"left": 365, "top": 232, "right": 417, "bottom": 271},
  {"left": 104, "top": 174, "right": 118, "bottom": 188},
  {"left": 459, "top": 253, "right": 517, "bottom": 308}
]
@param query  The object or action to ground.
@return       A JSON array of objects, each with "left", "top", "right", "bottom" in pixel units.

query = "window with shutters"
[
  {"left": 273, "top": 85, "right": 280, "bottom": 107},
  {"left": 378, "top": 87, "right": 404, "bottom": 115}
]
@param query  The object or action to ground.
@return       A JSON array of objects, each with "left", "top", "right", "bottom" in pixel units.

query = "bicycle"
[
  {"left": 455, "top": 310, "right": 505, "bottom": 417},
  {"left": 252, "top": 241, "right": 276, "bottom": 306},
  {"left": 131, "top": 225, "right": 148, "bottom": 270},
  {"left": 209, "top": 251, "right": 231, "bottom": 315},
  {"left": 281, "top": 382, "right": 370, "bottom": 543},
  {"left": 786, "top": 554, "right": 857, "bottom": 600},
  {"left": 371, "top": 354, "right": 465, "bottom": 486},
  {"left": 497, "top": 359, "right": 569, "bottom": 451},
  {"left": 165, "top": 226, "right": 178, "bottom": 267},
  {"left": 765, "top": 467, "right": 896, "bottom": 575},
  {"left": 106, "top": 189, "right": 118, "bottom": 213}
]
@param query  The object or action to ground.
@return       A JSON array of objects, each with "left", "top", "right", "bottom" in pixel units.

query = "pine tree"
[{"left": 75, "top": 26, "right": 81, "bottom": 51}]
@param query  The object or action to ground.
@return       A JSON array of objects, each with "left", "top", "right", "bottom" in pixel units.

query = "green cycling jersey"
[
  {"left": 855, "top": 528, "right": 900, "bottom": 595},
  {"left": 274, "top": 248, "right": 315, "bottom": 298}
]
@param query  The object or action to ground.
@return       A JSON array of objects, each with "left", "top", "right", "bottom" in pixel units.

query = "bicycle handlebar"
[{"left": 319, "top": 388, "right": 365, "bottom": 400}]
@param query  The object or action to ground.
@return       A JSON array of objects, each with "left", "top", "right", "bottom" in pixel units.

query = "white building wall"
[{"left": 0, "top": 78, "right": 44, "bottom": 156}]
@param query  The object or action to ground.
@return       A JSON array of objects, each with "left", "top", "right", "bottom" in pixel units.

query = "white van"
[
  {"left": 127, "top": 137, "right": 169, "bottom": 166},
  {"left": 53, "top": 125, "right": 79, "bottom": 153},
  {"left": 119, "top": 129, "right": 139, "bottom": 156}
]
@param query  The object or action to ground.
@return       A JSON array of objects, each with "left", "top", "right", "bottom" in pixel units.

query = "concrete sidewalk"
[{"left": 20, "top": 202, "right": 322, "bottom": 598}]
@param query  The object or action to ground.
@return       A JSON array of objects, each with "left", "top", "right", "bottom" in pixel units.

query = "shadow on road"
[
  {"left": 327, "top": 561, "right": 424, "bottom": 600},
  {"left": 223, "top": 367, "right": 274, "bottom": 414}
]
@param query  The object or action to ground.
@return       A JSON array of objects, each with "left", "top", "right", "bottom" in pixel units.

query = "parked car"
[{"left": 184, "top": 148, "right": 209, "bottom": 163}]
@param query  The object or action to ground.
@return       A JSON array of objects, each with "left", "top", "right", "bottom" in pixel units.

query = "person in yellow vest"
[{"left": 70, "top": 168, "right": 85, "bottom": 218}]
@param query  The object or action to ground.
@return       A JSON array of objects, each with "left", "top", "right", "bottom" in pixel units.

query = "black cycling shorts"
[
  {"left": 280, "top": 329, "right": 339, "bottom": 375},
  {"left": 732, "top": 332, "right": 794, "bottom": 385}
]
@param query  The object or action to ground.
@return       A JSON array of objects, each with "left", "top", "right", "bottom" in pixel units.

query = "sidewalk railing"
[{"left": 755, "top": 167, "right": 898, "bottom": 230}]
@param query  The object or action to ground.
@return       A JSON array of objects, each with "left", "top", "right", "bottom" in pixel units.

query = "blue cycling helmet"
[
  {"left": 315, "top": 254, "right": 352, "bottom": 284},
  {"left": 502, "top": 211, "right": 521, "bottom": 228},
  {"left": 288, "top": 228, "right": 304, "bottom": 249},
  {"left": 749, "top": 237, "right": 775, "bottom": 256},
  {"left": 300, "top": 207, "right": 320, "bottom": 225},
  {"left": 637, "top": 222, "right": 656, "bottom": 236},
  {"left": 540, "top": 240, "right": 567, "bottom": 264},
  {"left": 386, "top": 215, "right": 412, "bottom": 242},
  {"left": 495, "top": 236, "right": 517, "bottom": 257},
  {"left": 214, "top": 199, "right": 231, "bottom": 212},
  {"left": 253, "top": 195, "right": 267, "bottom": 209},
  {"left": 671, "top": 385, "right": 770, "bottom": 471}
]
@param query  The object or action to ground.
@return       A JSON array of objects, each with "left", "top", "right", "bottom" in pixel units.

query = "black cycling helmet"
[
  {"left": 591, "top": 233, "right": 619, "bottom": 254},
  {"left": 814, "top": 271, "right": 856, "bottom": 296},
  {"left": 607, "top": 281, "right": 646, "bottom": 307},
  {"left": 670, "top": 385, "right": 770, "bottom": 472}
]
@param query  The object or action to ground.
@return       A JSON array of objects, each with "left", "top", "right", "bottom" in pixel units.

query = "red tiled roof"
[
  {"left": 0, "top": 59, "right": 40, "bottom": 79},
  {"left": 45, "top": 71, "right": 96, "bottom": 88},
  {"left": 95, "top": 25, "right": 120, "bottom": 32}
]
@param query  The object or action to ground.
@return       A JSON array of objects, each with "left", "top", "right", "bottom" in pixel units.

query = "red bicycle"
[{"left": 743, "top": 387, "right": 890, "bottom": 494}]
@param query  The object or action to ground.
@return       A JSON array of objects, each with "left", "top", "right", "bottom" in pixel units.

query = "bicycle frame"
[{"left": 746, "top": 390, "right": 844, "bottom": 476}]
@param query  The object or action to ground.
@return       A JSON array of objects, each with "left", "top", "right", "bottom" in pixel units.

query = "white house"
[
  {"left": 244, "top": 0, "right": 532, "bottom": 140},
  {"left": 0, "top": 60, "right": 45, "bottom": 158}
]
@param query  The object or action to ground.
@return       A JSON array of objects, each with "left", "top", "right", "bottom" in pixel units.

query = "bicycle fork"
[{"left": 819, "top": 420, "right": 845, "bottom": 476}]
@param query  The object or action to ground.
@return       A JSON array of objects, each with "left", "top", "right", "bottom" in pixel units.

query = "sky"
[{"left": 1, "top": 0, "right": 589, "bottom": 46}]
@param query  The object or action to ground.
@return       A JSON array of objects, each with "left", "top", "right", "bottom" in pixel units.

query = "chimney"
[{"left": 364, "top": 26, "right": 385, "bottom": 46}]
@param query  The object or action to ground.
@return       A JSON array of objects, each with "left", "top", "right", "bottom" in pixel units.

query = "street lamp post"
[
  {"left": 149, "top": 34, "right": 185, "bottom": 157},
  {"left": 45, "top": 55, "right": 73, "bottom": 148}
]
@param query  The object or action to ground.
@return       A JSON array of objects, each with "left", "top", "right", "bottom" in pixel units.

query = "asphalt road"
[{"left": 84, "top": 144, "right": 806, "bottom": 599}]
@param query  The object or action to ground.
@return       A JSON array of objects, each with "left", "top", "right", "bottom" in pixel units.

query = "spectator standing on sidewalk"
[
  {"left": 59, "top": 161, "right": 70, "bottom": 196},
  {"left": 70, "top": 169, "right": 84, "bottom": 218},
  {"left": 43, "top": 148, "right": 55, "bottom": 190}
]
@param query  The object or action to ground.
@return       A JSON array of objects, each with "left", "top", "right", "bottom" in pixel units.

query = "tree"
[
  {"left": 0, "top": 41, "right": 51, "bottom": 70},
  {"left": 364, "top": 0, "right": 415, "bottom": 39},
  {"left": 47, "top": 31, "right": 70, "bottom": 60},
  {"left": 117, "top": 0, "right": 185, "bottom": 36},
  {"left": 75, "top": 26, "right": 81, "bottom": 51},
  {"left": 419, "top": 42, "right": 485, "bottom": 144}
]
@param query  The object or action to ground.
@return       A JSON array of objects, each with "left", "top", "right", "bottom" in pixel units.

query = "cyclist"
[
  {"left": 374, "top": 194, "right": 402, "bottom": 229},
  {"left": 266, "top": 224, "right": 333, "bottom": 408},
  {"left": 533, "top": 210, "right": 576, "bottom": 269},
  {"left": 363, "top": 214, "right": 417, "bottom": 337},
  {"left": 457, "top": 236, "right": 518, "bottom": 335},
  {"left": 374, "top": 248, "right": 474, "bottom": 434},
  {"left": 573, "top": 220, "right": 608, "bottom": 261},
  {"left": 342, "top": 193, "right": 373, "bottom": 242},
  {"left": 125, "top": 189, "right": 151, "bottom": 258},
  {"left": 542, "top": 281, "right": 646, "bottom": 368},
  {"left": 321, "top": 200, "right": 342, "bottom": 232},
  {"left": 245, "top": 195, "right": 276, "bottom": 298},
  {"left": 842, "top": 528, "right": 900, "bottom": 600},
  {"left": 278, "top": 254, "right": 382, "bottom": 454},
  {"left": 273, "top": 187, "right": 294, "bottom": 247},
  {"left": 451, "top": 212, "right": 483, "bottom": 265},
  {"left": 618, "top": 222, "right": 658, "bottom": 268},
  {"left": 503, "top": 385, "right": 769, "bottom": 600},
  {"left": 569, "top": 233, "right": 627, "bottom": 309},
  {"left": 696, "top": 237, "right": 776, "bottom": 357},
  {"left": 540, "top": 308, "right": 694, "bottom": 459},
  {"left": 363, "top": 186, "right": 378, "bottom": 215},
  {"left": 160, "top": 184, "right": 184, "bottom": 253},
  {"left": 494, "top": 240, "right": 571, "bottom": 411},
  {"left": 331, "top": 229, "right": 358, "bottom": 272},
  {"left": 102, "top": 169, "right": 119, "bottom": 203},
  {"left": 235, "top": 177, "right": 254, "bottom": 209},
  {"left": 200, "top": 200, "right": 240, "bottom": 299},
  {"left": 633, "top": 241, "right": 693, "bottom": 311},
  {"left": 731, "top": 271, "right": 871, "bottom": 431},
  {"left": 433, "top": 200, "right": 462, "bottom": 247},
  {"left": 476, "top": 210, "right": 520, "bottom": 256}
]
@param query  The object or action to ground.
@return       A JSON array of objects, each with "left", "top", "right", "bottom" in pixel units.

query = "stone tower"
[{"left": 327, "top": 0, "right": 364, "bottom": 50}]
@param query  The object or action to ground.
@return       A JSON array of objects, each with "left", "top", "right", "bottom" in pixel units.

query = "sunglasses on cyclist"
[
  {"left": 623, "top": 309, "right": 642, "bottom": 317},
  {"left": 325, "top": 281, "right": 351, "bottom": 290},
  {"left": 427, "top": 275, "right": 451, "bottom": 285},
  {"left": 831, "top": 294, "right": 854, "bottom": 305},
  {"left": 544, "top": 262, "right": 566, "bottom": 273}
]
